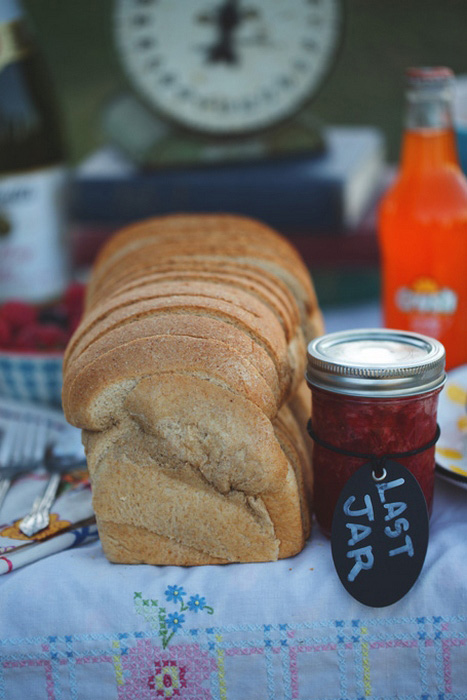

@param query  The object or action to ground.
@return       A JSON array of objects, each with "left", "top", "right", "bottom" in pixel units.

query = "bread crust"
[
  {"left": 91, "top": 269, "right": 298, "bottom": 342},
  {"left": 90, "top": 213, "right": 311, "bottom": 282},
  {"left": 64, "top": 334, "right": 279, "bottom": 429},
  {"left": 96, "top": 520, "right": 231, "bottom": 566},
  {"left": 64, "top": 284, "right": 297, "bottom": 398},
  {"left": 63, "top": 313, "right": 283, "bottom": 407},
  {"left": 91, "top": 259, "right": 301, "bottom": 330},
  {"left": 92, "top": 455, "right": 281, "bottom": 563},
  {"left": 85, "top": 374, "right": 307, "bottom": 563},
  {"left": 90, "top": 239, "right": 316, "bottom": 312}
]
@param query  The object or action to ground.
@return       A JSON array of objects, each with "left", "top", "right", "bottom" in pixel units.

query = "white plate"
[{"left": 435, "top": 364, "right": 467, "bottom": 490}]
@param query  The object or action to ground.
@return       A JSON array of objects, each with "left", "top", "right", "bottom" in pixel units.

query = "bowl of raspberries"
[{"left": 0, "top": 283, "right": 85, "bottom": 407}]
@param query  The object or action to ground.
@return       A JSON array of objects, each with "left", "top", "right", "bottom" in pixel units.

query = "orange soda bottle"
[{"left": 379, "top": 67, "right": 467, "bottom": 370}]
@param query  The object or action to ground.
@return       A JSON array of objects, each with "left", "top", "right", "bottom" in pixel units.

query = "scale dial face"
[{"left": 115, "top": 0, "right": 344, "bottom": 136}]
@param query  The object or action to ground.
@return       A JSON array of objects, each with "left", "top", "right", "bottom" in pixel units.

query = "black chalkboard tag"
[{"left": 331, "top": 460, "right": 429, "bottom": 607}]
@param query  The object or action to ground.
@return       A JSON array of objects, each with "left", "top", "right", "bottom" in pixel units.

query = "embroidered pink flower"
[
  {"left": 118, "top": 639, "right": 217, "bottom": 700},
  {"left": 148, "top": 659, "right": 186, "bottom": 697}
]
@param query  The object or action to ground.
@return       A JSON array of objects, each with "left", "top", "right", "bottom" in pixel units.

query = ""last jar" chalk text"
[{"left": 343, "top": 477, "right": 414, "bottom": 583}]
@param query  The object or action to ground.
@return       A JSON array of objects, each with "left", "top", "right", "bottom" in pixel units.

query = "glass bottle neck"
[
  {"left": 401, "top": 86, "right": 459, "bottom": 171},
  {"left": 405, "top": 84, "right": 454, "bottom": 130}
]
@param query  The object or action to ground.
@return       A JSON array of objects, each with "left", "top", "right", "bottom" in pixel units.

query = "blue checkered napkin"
[{"left": 0, "top": 353, "right": 63, "bottom": 407}]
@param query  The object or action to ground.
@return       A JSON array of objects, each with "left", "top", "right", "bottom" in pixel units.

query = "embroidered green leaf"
[
  {"left": 134, "top": 595, "right": 160, "bottom": 629},
  {"left": 162, "top": 631, "right": 175, "bottom": 649}
]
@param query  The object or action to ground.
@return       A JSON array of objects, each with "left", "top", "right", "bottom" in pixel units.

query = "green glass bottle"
[{"left": 0, "top": 0, "right": 69, "bottom": 303}]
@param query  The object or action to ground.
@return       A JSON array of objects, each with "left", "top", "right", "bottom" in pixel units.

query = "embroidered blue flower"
[
  {"left": 165, "top": 585, "right": 185, "bottom": 603},
  {"left": 187, "top": 595, "right": 206, "bottom": 613},
  {"left": 166, "top": 612, "right": 185, "bottom": 631},
  {"left": 134, "top": 588, "right": 214, "bottom": 649}
]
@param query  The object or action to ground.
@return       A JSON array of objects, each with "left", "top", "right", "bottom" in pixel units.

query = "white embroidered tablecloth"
[
  {"left": 0, "top": 477, "right": 466, "bottom": 699},
  {"left": 1, "top": 302, "right": 466, "bottom": 699}
]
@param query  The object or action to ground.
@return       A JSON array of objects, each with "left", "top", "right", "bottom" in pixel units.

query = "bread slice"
[
  {"left": 124, "top": 374, "right": 289, "bottom": 495},
  {"left": 91, "top": 259, "right": 301, "bottom": 333},
  {"left": 64, "top": 284, "right": 297, "bottom": 400},
  {"left": 91, "top": 247, "right": 323, "bottom": 345},
  {"left": 91, "top": 452, "right": 281, "bottom": 563},
  {"left": 63, "top": 313, "right": 283, "bottom": 408},
  {"left": 89, "top": 213, "right": 312, "bottom": 288},
  {"left": 83, "top": 374, "right": 310, "bottom": 563},
  {"left": 287, "top": 380, "right": 314, "bottom": 501},
  {"left": 63, "top": 335, "right": 279, "bottom": 430},
  {"left": 273, "top": 404, "right": 313, "bottom": 541},
  {"left": 86, "top": 213, "right": 319, "bottom": 329},
  {"left": 96, "top": 520, "right": 231, "bottom": 566},
  {"left": 90, "top": 269, "right": 298, "bottom": 343},
  {"left": 89, "top": 239, "right": 315, "bottom": 311}
]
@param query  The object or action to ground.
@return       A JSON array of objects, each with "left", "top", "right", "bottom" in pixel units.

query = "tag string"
[{"left": 306, "top": 420, "right": 440, "bottom": 470}]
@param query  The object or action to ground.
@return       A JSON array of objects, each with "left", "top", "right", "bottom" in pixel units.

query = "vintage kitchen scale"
[{"left": 105, "top": 0, "right": 345, "bottom": 167}]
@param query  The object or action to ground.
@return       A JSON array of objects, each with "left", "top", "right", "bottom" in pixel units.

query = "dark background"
[{"left": 23, "top": 0, "right": 467, "bottom": 165}]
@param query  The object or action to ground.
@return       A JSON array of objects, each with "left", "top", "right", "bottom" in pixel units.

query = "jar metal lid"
[{"left": 306, "top": 329, "right": 446, "bottom": 397}]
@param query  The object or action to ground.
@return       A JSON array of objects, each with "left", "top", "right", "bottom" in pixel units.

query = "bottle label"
[
  {"left": 0, "top": 20, "right": 30, "bottom": 72},
  {"left": 395, "top": 276, "right": 458, "bottom": 337},
  {"left": 0, "top": 166, "right": 69, "bottom": 303}
]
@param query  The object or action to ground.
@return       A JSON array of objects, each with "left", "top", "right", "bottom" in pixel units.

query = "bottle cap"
[
  {"left": 406, "top": 67, "right": 454, "bottom": 89},
  {"left": 306, "top": 329, "right": 446, "bottom": 397}
]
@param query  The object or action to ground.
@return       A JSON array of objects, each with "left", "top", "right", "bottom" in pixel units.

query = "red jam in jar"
[{"left": 306, "top": 329, "right": 446, "bottom": 536}]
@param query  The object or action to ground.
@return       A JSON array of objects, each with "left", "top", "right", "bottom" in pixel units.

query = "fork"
[
  {"left": 18, "top": 440, "right": 87, "bottom": 537},
  {"left": 0, "top": 415, "right": 48, "bottom": 512}
]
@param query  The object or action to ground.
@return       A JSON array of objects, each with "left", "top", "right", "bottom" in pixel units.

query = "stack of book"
[{"left": 69, "top": 126, "right": 389, "bottom": 306}]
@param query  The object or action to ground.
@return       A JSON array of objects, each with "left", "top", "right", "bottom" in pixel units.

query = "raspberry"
[
  {"left": 68, "top": 314, "right": 82, "bottom": 336},
  {"left": 1, "top": 283, "right": 84, "bottom": 353},
  {"left": 15, "top": 323, "right": 67, "bottom": 351},
  {"left": 0, "top": 301, "right": 37, "bottom": 330},
  {"left": 38, "top": 303, "right": 69, "bottom": 328},
  {"left": 63, "top": 283, "right": 85, "bottom": 314},
  {"left": 15, "top": 324, "right": 42, "bottom": 351},
  {"left": 36, "top": 324, "right": 68, "bottom": 350},
  {"left": 0, "top": 317, "right": 12, "bottom": 349}
]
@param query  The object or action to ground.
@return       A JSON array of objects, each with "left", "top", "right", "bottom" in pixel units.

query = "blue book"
[{"left": 71, "top": 127, "right": 385, "bottom": 234}]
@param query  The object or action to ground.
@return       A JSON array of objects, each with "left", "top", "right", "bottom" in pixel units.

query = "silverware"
[
  {"left": 0, "top": 516, "right": 97, "bottom": 575},
  {"left": 18, "top": 440, "right": 87, "bottom": 537},
  {"left": 0, "top": 415, "right": 48, "bottom": 512}
]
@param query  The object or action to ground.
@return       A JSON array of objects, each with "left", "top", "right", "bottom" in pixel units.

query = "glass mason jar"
[{"left": 306, "top": 329, "right": 446, "bottom": 536}]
